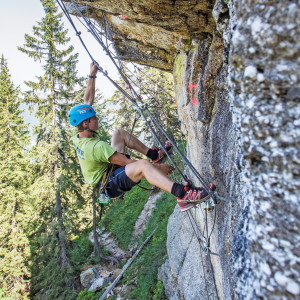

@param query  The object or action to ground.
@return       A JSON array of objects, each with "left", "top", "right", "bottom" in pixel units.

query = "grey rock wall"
[
  {"left": 229, "top": 0, "right": 300, "bottom": 298},
  {"left": 160, "top": 0, "right": 300, "bottom": 299},
  {"left": 159, "top": 3, "right": 251, "bottom": 297}
]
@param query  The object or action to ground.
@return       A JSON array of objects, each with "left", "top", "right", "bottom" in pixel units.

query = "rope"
[
  {"left": 187, "top": 210, "right": 210, "bottom": 300},
  {"left": 124, "top": 112, "right": 156, "bottom": 191},
  {"left": 125, "top": 111, "right": 140, "bottom": 153},
  {"left": 186, "top": 209, "right": 220, "bottom": 300},
  {"left": 124, "top": 63, "right": 175, "bottom": 100},
  {"left": 73, "top": 7, "right": 173, "bottom": 104}
]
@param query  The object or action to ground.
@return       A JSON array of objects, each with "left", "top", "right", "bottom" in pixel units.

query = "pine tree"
[
  {"left": 0, "top": 56, "right": 31, "bottom": 298},
  {"left": 18, "top": 0, "right": 88, "bottom": 298}
]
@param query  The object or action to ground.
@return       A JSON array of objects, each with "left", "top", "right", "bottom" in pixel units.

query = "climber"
[{"left": 69, "top": 62, "right": 216, "bottom": 211}]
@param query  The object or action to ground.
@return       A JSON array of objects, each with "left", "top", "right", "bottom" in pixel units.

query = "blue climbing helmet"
[{"left": 69, "top": 104, "right": 96, "bottom": 126}]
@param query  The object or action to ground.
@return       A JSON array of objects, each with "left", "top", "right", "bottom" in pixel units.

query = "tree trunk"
[
  {"left": 50, "top": 59, "right": 71, "bottom": 269},
  {"left": 56, "top": 190, "right": 71, "bottom": 269}
]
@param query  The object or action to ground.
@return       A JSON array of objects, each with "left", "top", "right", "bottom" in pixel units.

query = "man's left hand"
[
  {"left": 153, "top": 163, "right": 175, "bottom": 176},
  {"left": 90, "top": 61, "right": 98, "bottom": 76}
]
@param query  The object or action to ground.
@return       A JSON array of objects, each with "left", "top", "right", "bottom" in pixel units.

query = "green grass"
[
  {"left": 101, "top": 178, "right": 152, "bottom": 249},
  {"left": 122, "top": 192, "right": 176, "bottom": 299},
  {"left": 76, "top": 289, "right": 99, "bottom": 300},
  {"left": 76, "top": 174, "right": 178, "bottom": 299},
  {"left": 69, "top": 232, "right": 95, "bottom": 267}
]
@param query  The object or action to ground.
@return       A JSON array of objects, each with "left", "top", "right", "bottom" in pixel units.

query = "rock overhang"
[{"left": 64, "top": 0, "right": 216, "bottom": 71}]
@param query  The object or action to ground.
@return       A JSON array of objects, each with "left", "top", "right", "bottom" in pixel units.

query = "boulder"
[
  {"left": 80, "top": 266, "right": 113, "bottom": 291},
  {"left": 88, "top": 276, "right": 112, "bottom": 292}
]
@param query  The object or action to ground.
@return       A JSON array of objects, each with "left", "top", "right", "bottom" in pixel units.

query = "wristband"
[{"left": 89, "top": 75, "right": 97, "bottom": 78}]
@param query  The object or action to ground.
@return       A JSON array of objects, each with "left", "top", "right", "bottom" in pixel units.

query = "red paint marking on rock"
[
  {"left": 189, "top": 84, "right": 197, "bottom": 90},
  {"left": 192, "top": 98, "right": 198, "bottom": 106}
]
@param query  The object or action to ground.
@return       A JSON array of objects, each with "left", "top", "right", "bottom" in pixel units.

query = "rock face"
[
  {"left": 228, "top": 1, "right": 300, "bottom": 298},
  {"left": 68, "top": 0, "right": 300, "bottom": 299},
  {"left": 66, "top": 0, "right": 215, "bottom": 70}
]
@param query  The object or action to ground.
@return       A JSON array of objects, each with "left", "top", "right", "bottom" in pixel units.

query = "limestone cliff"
[{"left": 67, "top": 0, "right": 300, "bottom": 299}]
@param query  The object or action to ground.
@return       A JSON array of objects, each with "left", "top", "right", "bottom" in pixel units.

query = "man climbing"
[{"left": 69, "top": 62, "right": 215, "bottom": 211}]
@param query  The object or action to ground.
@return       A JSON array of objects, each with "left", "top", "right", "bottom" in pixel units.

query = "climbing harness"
[
  {"left": 94, "top": 165, "right": 114, "bottom": 223},
  {"left": 96, "top": 166, "right": 114, "bottom": 204},
  {"left": 56, "top": 1, "right": 229, "bottom": 299}
]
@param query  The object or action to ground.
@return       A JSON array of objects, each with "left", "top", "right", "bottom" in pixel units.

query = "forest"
[{"left": 0, "top": 0, "right": 180, "bottom": 299}]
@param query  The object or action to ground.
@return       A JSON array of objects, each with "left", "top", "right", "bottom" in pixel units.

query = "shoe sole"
[
  {"left": 179, "top": 203, "right": 196, "bottom": 211},
  {"left": 178, "top": 192, "right": 210, "bottom": 204}
]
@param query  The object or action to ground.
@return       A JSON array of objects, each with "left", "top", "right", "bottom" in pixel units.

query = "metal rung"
[
  {"left": 215, "top": 195, "right": 230, "bottom": 202},
  {"left": 205, "top": 249, "right": 219, "bottom": 256}
]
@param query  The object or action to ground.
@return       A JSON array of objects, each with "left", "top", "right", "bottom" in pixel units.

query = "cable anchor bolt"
[{"left": 204, "top": 198, "right": 215, "bottom": 211}]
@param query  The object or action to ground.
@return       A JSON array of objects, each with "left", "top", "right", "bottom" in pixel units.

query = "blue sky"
[{"left": 0, "top": 0, "right": 118, "bottom": 98}]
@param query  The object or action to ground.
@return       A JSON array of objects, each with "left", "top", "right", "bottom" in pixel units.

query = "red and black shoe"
[{"left": 177, "top": 183, "right": 216, "bottom": 206}]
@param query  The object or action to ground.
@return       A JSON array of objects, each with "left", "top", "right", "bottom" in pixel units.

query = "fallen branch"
[{"left": 99, "top": 230, "right": 155, "bottom": 300}]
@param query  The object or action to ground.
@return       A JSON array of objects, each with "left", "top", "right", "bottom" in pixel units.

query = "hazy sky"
[{"left": 0, "top": 0, "right": 118, "bottom": 98}]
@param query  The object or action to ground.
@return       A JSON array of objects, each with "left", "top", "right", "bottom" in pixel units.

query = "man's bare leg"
[
  {"left": 110, "top": 128, "right": 173, "bottom": 180},
  {"left": 111, "top": 129, "right": 149, "bottom": 154},
  {"left": 125, "top": 159, "right": 174, "bottom": 193},
  {"left": 123, "top": 155, "right": 216, "bottom": 213}
]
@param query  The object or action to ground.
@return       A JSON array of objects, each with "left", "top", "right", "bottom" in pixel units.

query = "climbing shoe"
[
  {"left": 177, "top": 184, "right": 216, "bottom": 204},
  {"left": 177, "top": 201, "right": 196, "bottom": 212},
  {"left": 153, "top": 141, "right": 172, "bottom": 164}
]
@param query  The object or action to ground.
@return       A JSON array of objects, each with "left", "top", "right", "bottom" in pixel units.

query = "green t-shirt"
[{"left": 71, "top": 130, "right": 116, "bottom": 186}]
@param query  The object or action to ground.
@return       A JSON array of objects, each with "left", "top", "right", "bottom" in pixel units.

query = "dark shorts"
[{"left": 105, "top": 166, "right": 139, "bottom": 198}]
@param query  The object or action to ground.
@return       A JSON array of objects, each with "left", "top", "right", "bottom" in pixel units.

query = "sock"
[
  {"left": 171, "top": 183, "right": 186, "bottom": 199},
  {"left": 120, "top": 153, "right": 131, "bottom": 159},
  {"left": 146, "top": 148, "right": 158, "bottom": 160}
]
